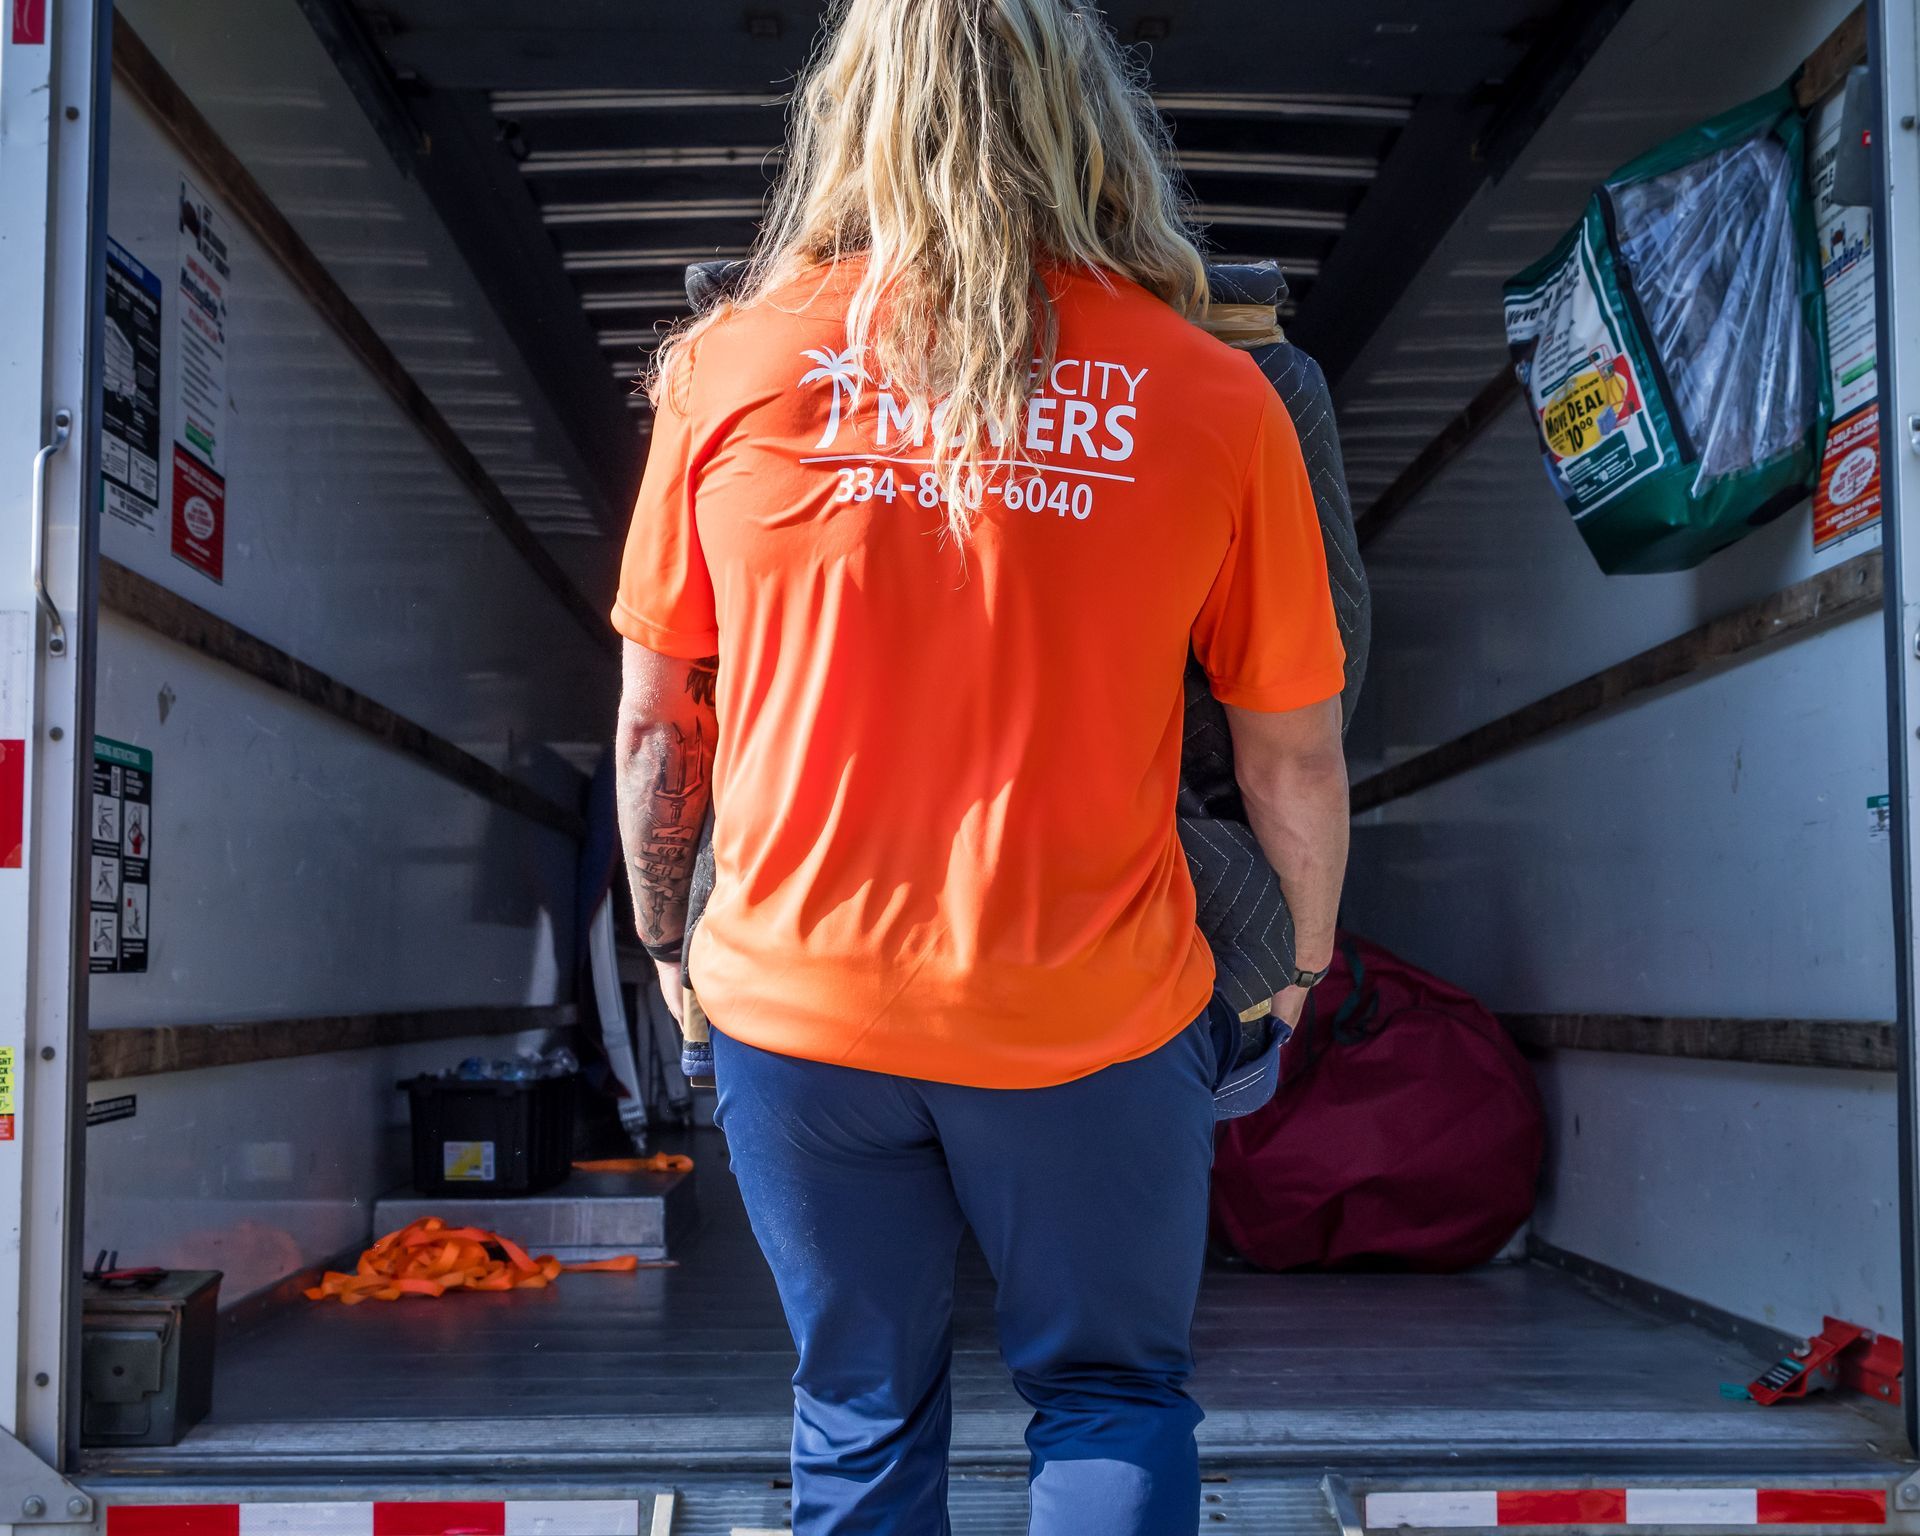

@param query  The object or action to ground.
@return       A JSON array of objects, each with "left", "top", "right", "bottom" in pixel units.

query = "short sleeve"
[
  {"left": 1191, "top": 385, "right": 1347, "bottom": 711},
  {"left": 610, "top": 380, "right": 720, "bottom": 658}
]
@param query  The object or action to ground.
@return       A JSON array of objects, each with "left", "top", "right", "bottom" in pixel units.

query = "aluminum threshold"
[{"left": 80, "top": 1403, "right": 1913, "bottom": 1483}]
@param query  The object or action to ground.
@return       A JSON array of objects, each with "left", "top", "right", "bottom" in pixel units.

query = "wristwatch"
[{"left": 1287, "top": 962, "right": 1330, "bottom": 991}]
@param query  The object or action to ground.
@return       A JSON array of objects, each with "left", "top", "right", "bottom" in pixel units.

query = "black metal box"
[{"left": 80, "top": 1269, "right": 220, "bottom": 1447}]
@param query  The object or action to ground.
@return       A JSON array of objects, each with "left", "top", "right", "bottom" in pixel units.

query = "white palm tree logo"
[{"left": 799, "top": 347, "right": 867, "bottom": 449}]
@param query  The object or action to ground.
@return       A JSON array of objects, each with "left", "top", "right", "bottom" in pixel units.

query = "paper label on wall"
[
  {"left": 102, "top": 239, "right": 164, "bottom": 535},
  {"left": 170, "top": 446, "right": 225, "bottom": 583},
  {"left": 170, "top": 180, "right": 231, "bottom": 585},
  {"left": 0, "top": 612, "right": 27, "bottom": 870},
  {"left": 1870, "top": 793, "right": 1892, "bottom": 842},
  {"left": 0, "top": 1046, "right": 16, "bottom": 1141},
  {"left": 1503, "top": 224, "right": 1665, "bottom": 518},
  {"left": 90, "top": 737, "right": 152, "bottom": 974},
  {"left": 444, "top": 1141, "right": 496, "bottom": 1182},
  {"left": 1809, "top": 92, "right": 1882, "bottom": 551},
  {"left": 175, "top": 180, "right": 229, "bottom": 475}
]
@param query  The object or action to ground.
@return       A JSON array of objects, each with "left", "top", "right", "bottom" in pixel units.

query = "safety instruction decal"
[
  {"left": 0, "top": 1047, "right": 16, "bottom": 1142},
  {"left": 90, "top": 737, "right": 152, "bottom": 974},
  {"left": 1870, "top": 793, "right": 1892, "bottom": 843},
  {"left": 1, "top": 612, "right": 26, "bottom": 870},
  {"left": 103, "top": 239, "right": 163, "bottom": 536},
  {"left": 1810, "top": 91, "right": 1881, "bottom": 552},
  {"left": 173, "top": 181, "right": 229, "bottom": 584}
]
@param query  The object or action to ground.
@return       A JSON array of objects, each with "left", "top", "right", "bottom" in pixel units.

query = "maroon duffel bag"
[{"left": 1211, "top": 932, "right": 1545, "bottom": 1272}]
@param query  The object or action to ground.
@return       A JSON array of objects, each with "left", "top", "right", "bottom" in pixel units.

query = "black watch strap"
[{"left": 1288, "top": 963, "right": 1330, "bottom": 991}]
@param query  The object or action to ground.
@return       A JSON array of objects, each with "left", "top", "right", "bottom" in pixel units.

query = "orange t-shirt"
[{"left": 613, "top": 262, "right": 1345, "bottom": 1088}]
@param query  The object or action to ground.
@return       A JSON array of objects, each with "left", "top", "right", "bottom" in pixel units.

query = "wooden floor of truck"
[{"left": 84, "top": 1129, "right": 1907, "bottom": 1477}]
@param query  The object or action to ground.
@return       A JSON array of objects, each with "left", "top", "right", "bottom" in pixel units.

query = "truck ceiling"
[{"left": 295, "top": 0, "right": 1629, "bottom": 537}]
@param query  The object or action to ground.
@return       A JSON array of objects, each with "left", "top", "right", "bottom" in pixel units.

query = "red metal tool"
[{"left": 1749, "top": 1317, "right": 1903, "bottom": 1406}]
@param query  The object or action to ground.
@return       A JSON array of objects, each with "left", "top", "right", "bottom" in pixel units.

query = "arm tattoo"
[
  {"left": 615, "top": 654, "right": 719, "bottom": 957},
  {"left": 629, "top": 718, "right": 708, "bottom": 937},
  {"left": 685, "top": 655, "right": 719, "bottom": 709}
]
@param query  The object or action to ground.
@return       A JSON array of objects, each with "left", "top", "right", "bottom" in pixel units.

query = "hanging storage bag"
[{"left": 1502, "top": 86, "right": 1830, "bottom": 574}]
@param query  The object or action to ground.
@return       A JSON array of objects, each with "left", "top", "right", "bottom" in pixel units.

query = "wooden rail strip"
[
  {"left": 1350, "top": 549, "right": 1882, "bottom": 814},
  {"left": 90, "top": 1002, "right": 579, "bottom": 1082},
  {"left": 1505, "top": 1012, "right": 1895, "bottom": 1073},
  {"left": 1796, "top": 5, "right": 1867, "bottom": 110},
  {"left": 1352, "top": 368, "right": 1520, "bottom": 549},
  {"left": 110, "top": 14, "right": 616, "bottom": 658},
  {"left": 102, "top": 559, "right": 585, "bottom": 839}
]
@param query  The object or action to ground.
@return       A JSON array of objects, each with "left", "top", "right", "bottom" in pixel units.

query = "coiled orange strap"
[{"left": 304, "top": 1216, "right": 640, "bottom": 1305}]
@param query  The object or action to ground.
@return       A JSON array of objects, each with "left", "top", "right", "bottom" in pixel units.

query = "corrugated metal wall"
[
  {"left": 83, "top": 0, "right": 618, "bottom": 1294},
  {"left": 1340, "top": 0, "right": 1897, "bottom": 1335}
]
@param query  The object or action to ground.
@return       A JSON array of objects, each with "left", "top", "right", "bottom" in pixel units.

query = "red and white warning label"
[
  {"left": 170, "top": 446, "right": 225, "bottom": 583},
  {"left": 0, "top": 611, "right": 26, "bottom": 871},
  {"left": 11, "top": 0, "right": 46, "bottom": 45}
]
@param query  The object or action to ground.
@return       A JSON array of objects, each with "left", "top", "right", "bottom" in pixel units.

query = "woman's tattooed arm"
[{"left": 614, "top": 642, "right": 719, "bottom": 980}]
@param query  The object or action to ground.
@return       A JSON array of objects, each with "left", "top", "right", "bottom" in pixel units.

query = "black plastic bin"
[{"left": 402, "top": 1073, "right": 578, "bottom": 1197}]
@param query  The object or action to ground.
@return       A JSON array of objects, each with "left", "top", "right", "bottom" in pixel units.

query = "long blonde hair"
[{"left": 649, "top": 0, "right": 1208, "bottom": 538}]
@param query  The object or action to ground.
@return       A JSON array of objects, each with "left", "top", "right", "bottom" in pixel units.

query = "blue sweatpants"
[{"left": 712, "top": 1011, "right": 1220, "bottom": 1536}]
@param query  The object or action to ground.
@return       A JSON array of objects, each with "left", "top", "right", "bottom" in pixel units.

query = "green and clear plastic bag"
[{"left": 1502, "top": 87, "right": 1830, "bottom": 574}]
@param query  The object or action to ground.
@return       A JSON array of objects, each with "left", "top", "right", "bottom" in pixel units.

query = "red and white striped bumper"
[
  {"left": 1365, "top": 1489, "right": 1891, "bottom": 1529},
  {"left": 99, "top": 1487, "right": 1897, "bottom": 1533},
  {"left": 104, "top": 1502, "right": 644, "bottom": 1535}
]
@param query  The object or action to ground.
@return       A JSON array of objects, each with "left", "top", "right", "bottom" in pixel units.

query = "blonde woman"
[{"left": 612, "top": 0, "right": 1349, "bottom": 1529}]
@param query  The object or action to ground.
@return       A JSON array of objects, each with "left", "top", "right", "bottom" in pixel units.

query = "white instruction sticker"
[
  {"left": 444, "top": 1140, "right": 497, "bottom": 1182},
  {"left": 175, "top": 180, "right": 229, "bottom": 474}
]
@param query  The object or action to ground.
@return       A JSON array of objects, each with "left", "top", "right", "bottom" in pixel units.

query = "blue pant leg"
[
  {"left": 713, "top": 1028, "right": 968, "bottom": 1536},
  {"left": 928, "top": 1014, "right": 1218, "bottom": 1536}
]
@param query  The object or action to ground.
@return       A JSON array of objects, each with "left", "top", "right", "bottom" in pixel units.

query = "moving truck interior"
[{"left": 6, "top": 0, "right": 1920, "bottom": 1530}]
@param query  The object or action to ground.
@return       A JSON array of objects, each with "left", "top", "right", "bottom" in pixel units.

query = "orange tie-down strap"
[
  {"left": 304, "top": 1217, "right": 648, "bottom": 1305},
  {"left": 572, "top": 1154, "right": 694, "bottom": 1173}
]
